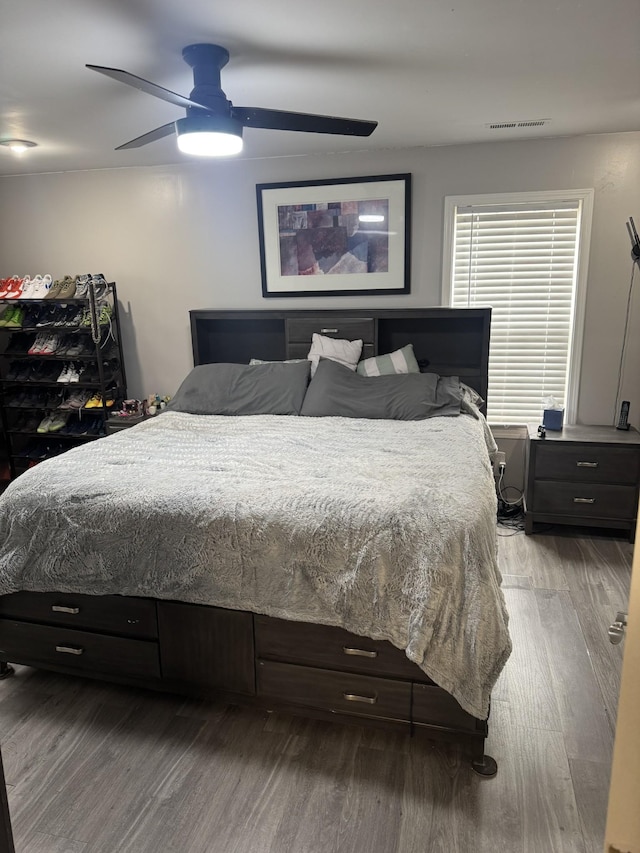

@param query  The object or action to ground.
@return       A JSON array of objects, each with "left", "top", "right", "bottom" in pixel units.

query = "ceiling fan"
[{"left": 87, "top": 43, "right": 378, "bottom": 157}]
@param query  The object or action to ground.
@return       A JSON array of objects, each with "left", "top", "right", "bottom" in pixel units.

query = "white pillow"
[{"left": 307, "top": 333, "right": 363, "bottom": 377}]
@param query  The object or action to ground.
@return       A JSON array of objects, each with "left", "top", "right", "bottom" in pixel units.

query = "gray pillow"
[
  {"left": 300, "top": 358, "right": 461, "bottom": 420},
  {"left": 168, "top": 361, "right": 311, "bottom": 416}
]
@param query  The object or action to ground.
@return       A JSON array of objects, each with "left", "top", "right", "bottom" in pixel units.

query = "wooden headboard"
[{"left": 190, "top": 307, "right": 491, "bottom": 410}]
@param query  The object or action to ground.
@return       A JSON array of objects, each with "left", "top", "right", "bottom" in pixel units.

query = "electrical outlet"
[{"left": 493, "top": 451, "right": 506, "bottom": 476}]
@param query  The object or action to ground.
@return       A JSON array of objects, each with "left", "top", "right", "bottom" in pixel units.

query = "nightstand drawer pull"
[
  {"left": 52, "top": 605, "right": 80, "bottom": 614},
  {"left": 343, "top": 692, "right": 377, "bottom": 704},
  {"left": 320, "top": 328, "right": 339, "bottom": 334},
  {"left": 343, "top": 647, "right": 378, "bottom": 658},
  {"left": 573, "top": 497, "right": 596, "bottom": 504},
  {"left": 576, "top": 461, "right": 599, "bottom": 468},
  {"left": 55, "top": 645, "right": 84, "bottom": 655}
]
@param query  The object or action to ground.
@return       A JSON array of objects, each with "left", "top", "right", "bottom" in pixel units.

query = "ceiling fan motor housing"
[{"left": 183, "top": 43, "right": 231, "bottom": 113}]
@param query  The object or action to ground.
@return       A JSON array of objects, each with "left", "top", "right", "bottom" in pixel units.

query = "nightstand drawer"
[
  {"left": 0, "top": 619, "right": 160, "bottom": 679},
  {"left": 532, "top": 482, "right": 638, "bottom": 519},
  {"left": 534, "top": 444, "right": 640, "bottom": 484},
  {"left": 257, "top": 659, "right": 411, "bottom": 722}
]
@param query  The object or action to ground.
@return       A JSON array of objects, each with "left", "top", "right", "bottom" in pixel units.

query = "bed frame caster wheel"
[
  {"left": 0, "top": 663, "right": 15, "bottom": 680},
  {"left": 471, "top": 754, "right": 497, "bottom": 777}
]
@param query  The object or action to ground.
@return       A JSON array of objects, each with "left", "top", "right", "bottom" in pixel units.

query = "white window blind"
[{"left": 450, "top": 199, "right": 583, "bottom": 424}]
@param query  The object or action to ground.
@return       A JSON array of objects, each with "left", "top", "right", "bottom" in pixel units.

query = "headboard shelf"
[{"left": 190, "top": 307, "right": 491, "bottom": 409}]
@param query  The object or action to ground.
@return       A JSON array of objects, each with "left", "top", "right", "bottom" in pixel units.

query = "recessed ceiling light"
[{"left": 0, "top": 139, "right": 38, "bottom": 154}]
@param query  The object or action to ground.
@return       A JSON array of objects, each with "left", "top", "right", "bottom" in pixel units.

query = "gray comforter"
[{"left": 0, "top": 410, "right": 511, "bottom": 719}]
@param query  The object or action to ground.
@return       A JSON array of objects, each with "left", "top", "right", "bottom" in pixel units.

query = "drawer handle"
[
  {"left": 343, "top": 647, "right": 378, "bottom": 658},
  {"left": 576, "top": 461, "right": 599, "bottom": 468},
  {"left": 573, "top": 497, "right": 596, "bottom": 504},
  {"left": 343, "top": 692, "right": 377, "bottom": 705},
  {"left": 320, "top": 328, "right": 338, "bottom": 334},
  {"left": 55, "top": 645, "right": 84, "bottom": 656},
  {"left": 52, "top": 605, "right": 80, "bottom": 615}
]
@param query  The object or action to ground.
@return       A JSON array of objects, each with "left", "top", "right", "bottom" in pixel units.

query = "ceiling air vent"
[{"left": 487, "top": 119, "right": 549, "bottom": 130}]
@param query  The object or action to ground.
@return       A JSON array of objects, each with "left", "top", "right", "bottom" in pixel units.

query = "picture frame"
[{"left": 256, "top": 173, "right": 411, "bottom": 298}]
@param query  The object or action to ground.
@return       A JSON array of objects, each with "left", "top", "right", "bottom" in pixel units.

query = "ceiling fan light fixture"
[
  {"left": 0, "top": 139, "right": 37, "bottom": 154},
  {"left": 175, "top": 115, "right": 243, "bottom": 157}
]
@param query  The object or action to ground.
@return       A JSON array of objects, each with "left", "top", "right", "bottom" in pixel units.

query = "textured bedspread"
[{"left": 0, "top": 411, "right": 511, "bottom": 718}]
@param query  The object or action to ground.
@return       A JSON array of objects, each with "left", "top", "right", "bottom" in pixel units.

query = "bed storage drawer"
[
  {"left": 0, "top": 592, "right": 158, "bottom": 639},
  {"left": 412, "top": 683, "right": 478, "bottom": 731},
  {"left": 255, "top": 615, "right": 432, "bottom": 682},
  {"left": 0, "top": 620, "right": 160, "bottom": 680},
  {"left": 257, "top": 659, "right": 411, "bottom": 723}
]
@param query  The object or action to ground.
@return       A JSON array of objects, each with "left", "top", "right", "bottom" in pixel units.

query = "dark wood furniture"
[
  {"left": 524, "top": 423, "right": 640, "bottom": 541},
  {"left": 0, "top": 592, "right": 491, "bottom": 774},
  {"left": 190, "top": 307, "right": 491, "bottom": 410},
  {"left": 0, "top": 307, "right": 498, "bottom": 775}
]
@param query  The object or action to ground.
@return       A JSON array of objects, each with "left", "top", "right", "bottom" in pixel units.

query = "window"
[{"left": 443, "top": 190, "right": 593, "bottom": 425}]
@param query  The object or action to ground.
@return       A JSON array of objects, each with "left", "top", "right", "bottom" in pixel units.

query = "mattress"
[{"left": 0, "top": 409, "right": 511, "bottom": 718}]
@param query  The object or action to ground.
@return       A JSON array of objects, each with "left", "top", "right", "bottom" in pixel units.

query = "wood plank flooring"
[{"left": 0, "top": 526, "right": 632, "bottom": 853}]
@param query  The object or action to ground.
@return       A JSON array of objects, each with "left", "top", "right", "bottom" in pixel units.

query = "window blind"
[{"left": 451, "top": 200, "right": 582, "bottom": 424}]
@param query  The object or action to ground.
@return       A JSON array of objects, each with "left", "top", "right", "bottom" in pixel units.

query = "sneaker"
[
  {"left": 36, "top": 412, "right": 56, "bottom": 434},
  {"left": 4, "top": 306, "right": 25, "bottom": 328},
  {"left": 5, "top": 276, "right": 26, "bottom": 299},
  {"left": 0, "top": 277, "right": 19, "bottom": 298},
  {"left": 67, "top": 363, "right": 83, "bottom": 383},
  {"left": 28, "top": 332, "right": 49, "bottom": 355},
  {"left": 56, "top": 276, "right": 77, "bottom": 300},
  {"left": 74, "top": 275, "right": 91, "bottom": 299},
  {"left": 57, "top": 362, "right": 72, "bottom": 383},
  {"left": 47, "top": 412, "right": 69, "bottom": 433},
  {"left": 83, "top": 392, "right": 103, "bottom": 409},
  {"left": 44, "top": 278, "right": 65, "bottom": 300},
  {"left": 98, "top": 303, "right": 112, "bottom": 326},
  {"left": 38, "top": 334, "right": 62, "bottom": 355},
  {"left": 45, "top": 388, "right": 65, "bottom": 408},
  {"left": 64, "top": 389, "right": 91, "bottom": 409},
  {"left": 90, "top": 274, "right": 108, "bottom": 300},
  {"left": 30, "top": 275, "right": 53, "bottom": 299},
  {"left": 19, "top": 276, "right": 39, "bottom": 299},
  {"left": 0, "top": 305, "right": 17, "bottom": 328},
  {"left": 63, "top": 307, "right": 84, "bottom": 328},
  {"left": 62, "top": 337, "right": 85, "bottom": 357}
]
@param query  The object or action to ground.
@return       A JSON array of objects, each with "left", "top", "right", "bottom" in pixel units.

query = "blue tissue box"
[{"left": 543, "top": 408, "right": 564, "bottom": 431}]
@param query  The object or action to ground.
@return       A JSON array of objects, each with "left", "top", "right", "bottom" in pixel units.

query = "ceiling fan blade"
[
  {"left": 115, "top": 122, "right": 176, "bottom": 150},
  {"left": 232, "top": 106, "right": 377, "bottom": 137},
  {"left": 86, "top": 64, "right": 208, "bottom": 111}
]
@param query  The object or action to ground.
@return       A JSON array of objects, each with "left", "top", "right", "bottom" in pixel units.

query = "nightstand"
[
  {"left": 524, "top": 424, "right": 640, "bottom": 541},
  {"left": 106, "top": 415, "right": 153, "bottom": 434}
]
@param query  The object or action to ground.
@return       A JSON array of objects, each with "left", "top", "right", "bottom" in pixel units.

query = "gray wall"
[{"left": 0, "top": 131, "right": 638, "bottom": 428}]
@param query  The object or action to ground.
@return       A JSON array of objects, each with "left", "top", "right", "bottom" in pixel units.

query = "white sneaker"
[
  {"left": 20, "top": 276, "right": 39, "bottom": 299},
  {"left": 39, "top": 334, "right": 61, "bottom": 355},
  {"left": 57, "top": 362, "right": 71, "bottom": 383},
  {"left": 31, "top": 275, "right": 52, "bottom": 299},
  {"left": 67, "top": 362, "right": 80, "bottom": 383},
  {"left": 28, "top": 332, "right": 48, "bottom": 355}
]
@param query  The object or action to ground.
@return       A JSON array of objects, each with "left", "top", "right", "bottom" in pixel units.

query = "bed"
[{"left": 0, "top": 307, "right": 510, "bottom": 776}]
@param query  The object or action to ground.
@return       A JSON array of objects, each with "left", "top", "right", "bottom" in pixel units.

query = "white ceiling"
[{"left": 1, "top": 0, "right": 639, "bottom": 177}]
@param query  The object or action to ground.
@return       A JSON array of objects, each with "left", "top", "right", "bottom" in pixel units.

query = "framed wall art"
[{"left": 256, "top": 173, "right": 411, "bottom": 298}]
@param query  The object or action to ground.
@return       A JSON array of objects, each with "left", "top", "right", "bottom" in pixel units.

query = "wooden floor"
[{"left": 0, "top": 527, "right": 632, "bottom": 853}]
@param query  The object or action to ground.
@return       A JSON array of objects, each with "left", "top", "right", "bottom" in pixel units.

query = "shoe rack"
[{"left": 0, "top": 279, "right": 128, "bottom": 480}]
